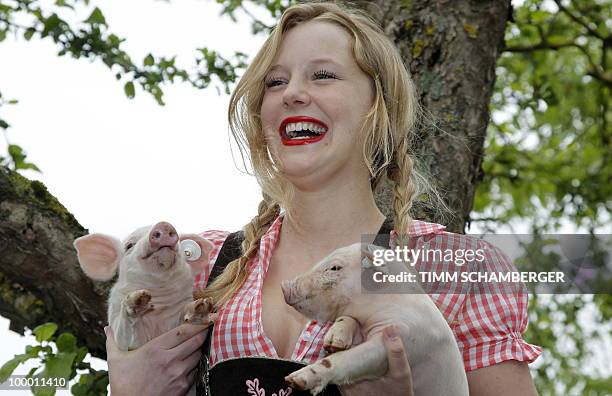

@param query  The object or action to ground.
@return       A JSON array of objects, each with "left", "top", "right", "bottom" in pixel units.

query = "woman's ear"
[
  {"left": 73, "top": 234, "right": 123, "bottom": 281},
  {"left": 179, "top": 234, "right": 214, "bottom": 277}
]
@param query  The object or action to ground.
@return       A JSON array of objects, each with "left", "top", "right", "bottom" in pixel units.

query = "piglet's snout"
[
  {"left": 281, "top": 280, "right": 299, "bottom": 305},
  {"left": 149, "top": 222, "right": 178, "bottom": 251}
]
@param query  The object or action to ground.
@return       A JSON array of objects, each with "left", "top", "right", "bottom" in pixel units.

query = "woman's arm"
[
  {"left": 105, "top": 323, "right": 209, "bottom": 396},
  {"left": 467, "top": 360, "right": 538, "bottom": 396}
]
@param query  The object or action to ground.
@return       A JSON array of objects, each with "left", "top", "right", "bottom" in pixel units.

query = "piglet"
[
  {"left": 281, "top": 243, "right": 469, "bottom": 396},
  {"left": 74, "top": 221, "right": 214, "bottom": 351}
]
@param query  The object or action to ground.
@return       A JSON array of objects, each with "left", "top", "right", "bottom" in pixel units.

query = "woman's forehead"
[{"left": 273, "top": 20, "right": 355, "bottom": 66}]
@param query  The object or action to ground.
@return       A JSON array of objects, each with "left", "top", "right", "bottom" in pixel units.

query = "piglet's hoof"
[
  {"left": 323, "top": 330, "right": 351, "bottom": 353},
  {"left": 183, "top": 298, "right": 213, "bottom": 324},
  {"left": 286, "top": 364, "right": 330, "bottom": 395},
  {"left": 124, "top": 289, "right": 154, "bottom": 317}
]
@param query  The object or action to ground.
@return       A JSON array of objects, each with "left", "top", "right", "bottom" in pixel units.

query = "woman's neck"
[{"left": 281, "top": 173, "right": 385, "bottom": 251}]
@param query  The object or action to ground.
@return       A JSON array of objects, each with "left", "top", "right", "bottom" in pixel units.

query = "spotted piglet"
[
  {"left": 281, "top": 243, "right": 469, "bottom": 396},
  {"left": 74, "top": 222, "right": 214, "bottom": 351}
]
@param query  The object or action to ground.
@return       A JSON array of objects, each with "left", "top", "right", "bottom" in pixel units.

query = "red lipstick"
[{"left": 279, "top": 116, "right": 328, "bottom": 146}]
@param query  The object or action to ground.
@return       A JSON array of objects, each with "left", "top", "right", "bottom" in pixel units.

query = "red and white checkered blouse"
[{"left": 193, "top": 215, "right": 542, "bottom": 371}]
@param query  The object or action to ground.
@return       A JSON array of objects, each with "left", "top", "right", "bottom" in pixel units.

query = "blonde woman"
[{"left": 104, "top": 2, "right": 541, "bottom": 395}]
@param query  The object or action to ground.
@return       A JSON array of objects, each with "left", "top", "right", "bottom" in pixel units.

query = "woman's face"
[{"left": 260, "top": 20, "right": 374, "bottom": 189}]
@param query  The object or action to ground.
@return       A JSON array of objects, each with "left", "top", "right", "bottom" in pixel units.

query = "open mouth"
[
  {"left": 279, "top": 116, "right": 328, "bottom": 146},
  {"left": 285, "top": 292, "right": 314, "bottom": 307}
]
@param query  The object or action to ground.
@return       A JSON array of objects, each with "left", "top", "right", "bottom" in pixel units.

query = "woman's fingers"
[
  {"left": 186, "top": 367, "right": 198, "bottom": 389},
  {"left": 183, "top": 347, "right": 203, "bottom": 370},
  {"left": 174, "top": 328, "right": 208, "bottom": 360},
  {"left": 156, "top": 323, "right": 210, "bottom": 350},
  {"left": 383, "top": 325, "right": 412, "bottom": 380}
]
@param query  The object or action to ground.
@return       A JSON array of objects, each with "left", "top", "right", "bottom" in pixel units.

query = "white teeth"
[{"left": 284, "top": 121, "right": 328, "bottom": 138}]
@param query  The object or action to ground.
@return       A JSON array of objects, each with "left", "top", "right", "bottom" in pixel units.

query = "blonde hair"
[{"left": 202, "top": 1, "right": 436, "bottom": 308}]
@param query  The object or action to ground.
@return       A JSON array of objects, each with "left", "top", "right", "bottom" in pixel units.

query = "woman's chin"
[{"left": 276, "top": 154, "right": 325, "bottom": 178}]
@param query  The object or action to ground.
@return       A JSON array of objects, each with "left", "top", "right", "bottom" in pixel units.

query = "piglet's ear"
[
  {"left": 179, "top": 234, "right": 214, "bottom": 277},
  {"left": 73, "top": 234, "right": 122, "bottom": 281}
]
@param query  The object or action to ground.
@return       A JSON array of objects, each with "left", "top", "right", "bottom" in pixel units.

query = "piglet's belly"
[{"left": 131, "top": 300, "right": 191, "bottom": 347}]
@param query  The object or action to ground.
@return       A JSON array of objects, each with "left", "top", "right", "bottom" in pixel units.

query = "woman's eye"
[
  {"left": 265, "top": 76, "right": 286, "bottom": 88},
  {"left": 125, "top": 242, "right": 134, "bottom": 251},
  {"left": 313, "top": 69, "right": 338, "bottom": 80}
]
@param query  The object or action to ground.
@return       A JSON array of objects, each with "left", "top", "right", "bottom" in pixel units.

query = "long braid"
[
  {"left": 197, "top": 195, "right": 280, "bottom": 310},
  {"left": 387, "top": 136, "right": 416, "bottom": 248}
]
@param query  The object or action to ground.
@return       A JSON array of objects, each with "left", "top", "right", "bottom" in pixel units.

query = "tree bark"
[
  {"left": 358, "top": 0, "right": 510, "bottom": 232},
  {"left": 0, "top": 167, "right": 111, "bottom": 358},
  {"left": 0, "top": 0, "right": 510, "bottom": 359}
]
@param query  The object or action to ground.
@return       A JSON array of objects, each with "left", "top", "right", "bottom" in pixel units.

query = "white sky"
[{"left": 0, "top": 0, "right": 268, "bottom": 392}]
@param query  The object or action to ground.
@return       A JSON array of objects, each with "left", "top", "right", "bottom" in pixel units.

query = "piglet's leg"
[
  {"left": 123, "top": 289, "right": 154, "bottom": 317},
  {"left": 112, "top": 313, "right": 134, "bottom": 352},
  {"left": 113, "top": 290, "right": 154, "bottom": 351},
  {"left": 286, "top": 336, "right": 387, "bottom": 395},
  {"left": 324, "top": 316, "right": 358, "bottom": 353},
  {"left": 182, "top": 298, "right": 213, "bottom": 324}
]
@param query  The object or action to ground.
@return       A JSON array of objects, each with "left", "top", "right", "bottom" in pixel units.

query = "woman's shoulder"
[
  {"left": 406, "top": 220, "right": 513, "bottom": 268},
  {"left": 200, "top": 229, "right": 232, "bottom": 243},
  {"left": 405, "top": 219, "right": 447, "bottom": 237},
  {"left": 193, "top": 229, "right": 232, "bottom": 289},
  {"left": 405, "top": 221, "right": 543, "bottom": 370}
]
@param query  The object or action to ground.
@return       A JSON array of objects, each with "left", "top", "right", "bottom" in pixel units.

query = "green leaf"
[
  {"left": 123, "top": 81, "right": 135, "bottom": 99},
  {"left": 7, "top": 144, "right": 41, "bottom": 173},
  {"left": 55, "top": 0, "right": 74, "bottom": 9},
  {"left": 84, "top": 7, "right": 107, "bottom": 26},
  {"left": 32, "top": 352, "right": 77, "bottom": 396},
  {"left": 8, "top": 144, "right": 26, "bottom": 163},
  {"left": 71, "top": 369, "right": 108, "bottom": 396},
  {"left": 25, "top": 345, "right": 43, "bottom": 359},
  {"left": 55, "top": 333, "right": 77, "bottom": 353},
  {"left": 0, "top": 119, "right": 9, "bottom": 129},
  {"left": 74, "top": 347, "right": 88, "bottom": 365},
  {"left": 41, "top": 14, "right": 64, "bottom": 38},
  {"left": 0, "top": 354, "right": 29, "bottom": 382},
  {"left": 17, "top": 162, "right": 42, "bottom": 172},
  {"left": 33, "top": 323, "right": 58, "bottom": 343},
  {"left": 144, "top": 54, "right": 154, "bottom": 66},
  {"left": 24, "top": 28, "right": 36, "bottom": 41}
]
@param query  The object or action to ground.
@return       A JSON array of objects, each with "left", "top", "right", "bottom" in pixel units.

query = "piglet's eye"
[
  {"left": 125, "top": 242, "right": 134, "bottom": 251},
  {"left": 330, "top": 265, "right": 342, "bottom": 271}
]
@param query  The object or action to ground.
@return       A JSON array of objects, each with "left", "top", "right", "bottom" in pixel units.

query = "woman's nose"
[{"left": 282, "top": 78, "right": 311, "bottom": 107}]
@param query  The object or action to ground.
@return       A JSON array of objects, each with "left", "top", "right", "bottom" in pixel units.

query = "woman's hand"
[
  {"left": 105, "top": 323, "right": 210, "bottom": 396},
  {"left": 340, "top": 325, "right": 414, "bottom": 396}
]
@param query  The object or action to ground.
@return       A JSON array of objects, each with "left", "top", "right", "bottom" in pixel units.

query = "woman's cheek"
[{"left": 262, "top": 125, "right": 279, "bottom": 146}]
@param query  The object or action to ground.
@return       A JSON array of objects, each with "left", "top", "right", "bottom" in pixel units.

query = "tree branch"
[
  {"left": 0, "top": 166, "right": 110, "bottom": 359},
  {"left": 504, "top": 38, "right": 611, "bottom": 88},
  {"left": 239, "top": 4, "right": 273, "bottom": 32},
  {"left": 504, "top": 41, "right": 578, "bottom": 52},
  {"left": 553, "top": 0, "right": 608, "bottom": 41}
]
